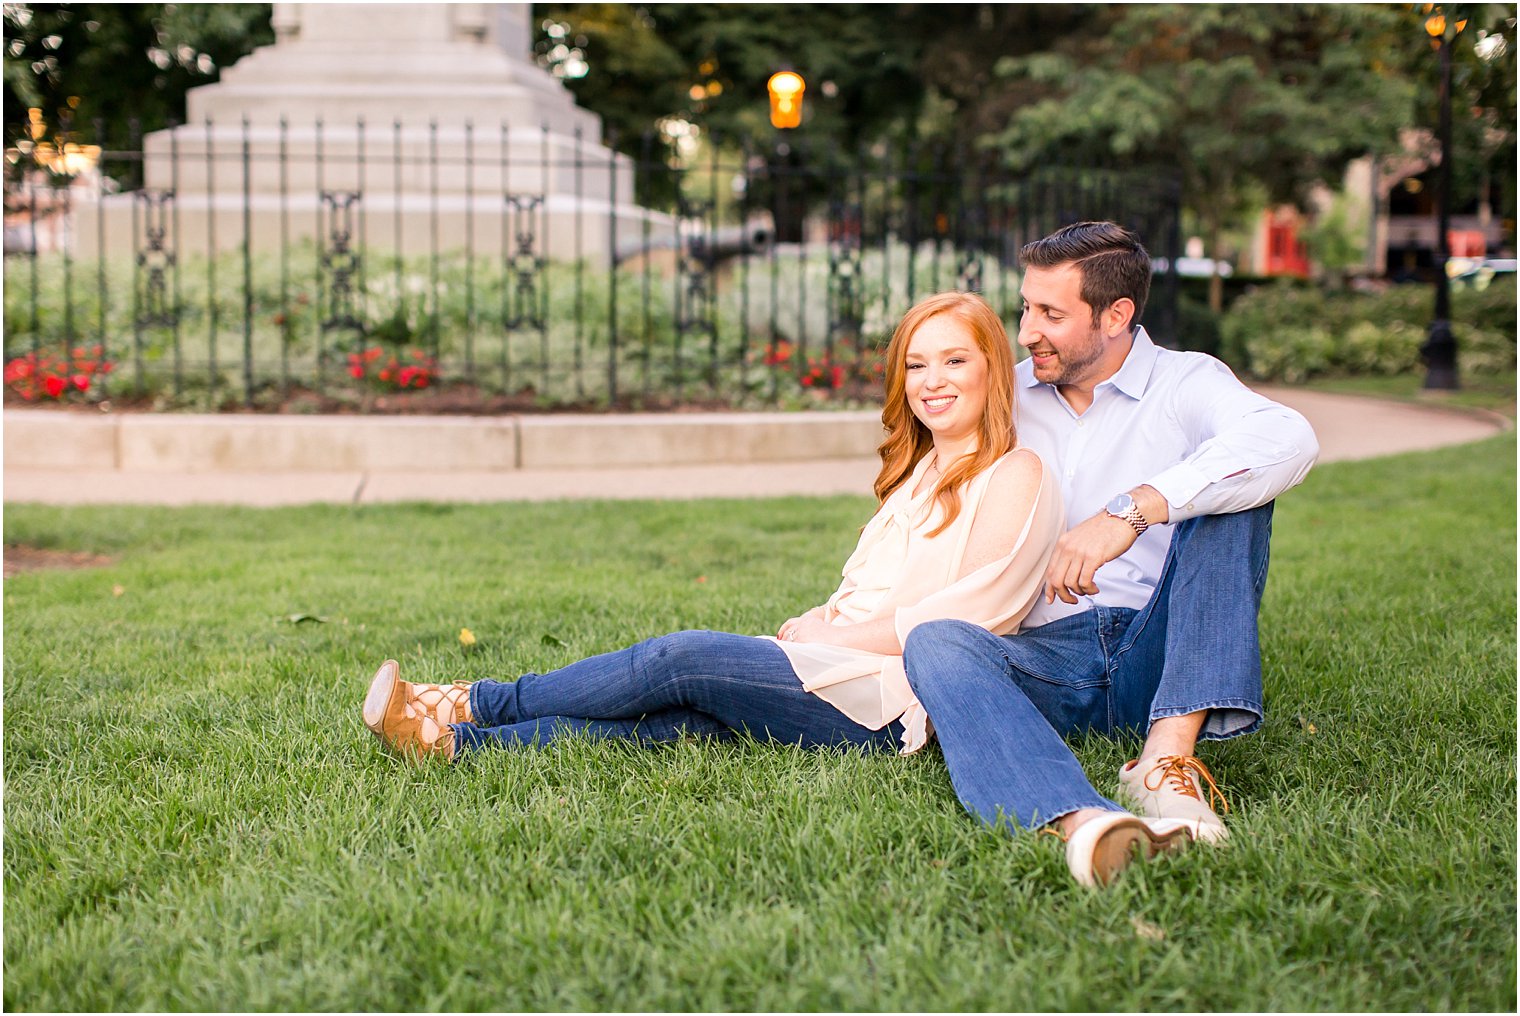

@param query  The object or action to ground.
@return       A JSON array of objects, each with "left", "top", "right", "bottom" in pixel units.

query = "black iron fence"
[{"left": 3, "top": 117, "right": 1181, "bottom": 410}]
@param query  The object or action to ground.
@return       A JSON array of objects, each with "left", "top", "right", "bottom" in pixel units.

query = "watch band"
[
  {"left": 1113, "top": 503, "right": 1149, "bottom": 536},
  {"left": 1104, "top": 493, "right": 1150, "bottom": 536}
]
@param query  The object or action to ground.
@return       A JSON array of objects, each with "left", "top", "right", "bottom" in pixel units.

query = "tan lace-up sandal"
[{"left": 361, "top": 659, "right": 470, "bottom": 761}]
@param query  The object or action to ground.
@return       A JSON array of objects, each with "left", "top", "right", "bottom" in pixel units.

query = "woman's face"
[{"left": 903, "top": 313, "right": 988, "bottom": 449}]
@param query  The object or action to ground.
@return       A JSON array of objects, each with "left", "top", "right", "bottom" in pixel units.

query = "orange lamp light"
[{"left": 768, "top": 71, "right": 805, "bottom": 129}]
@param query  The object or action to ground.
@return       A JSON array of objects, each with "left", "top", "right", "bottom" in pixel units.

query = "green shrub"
[
  {"left": 1219, "top": 277, "right": 1517, "bottom": 382},
  {"left": 1174, "top": 294, "right": 1222, "bottom": 356}
]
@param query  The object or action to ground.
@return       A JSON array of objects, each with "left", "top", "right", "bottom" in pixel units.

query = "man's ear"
[{"left": 1101, "top": 297, "right": 1136, "bottom": 338}]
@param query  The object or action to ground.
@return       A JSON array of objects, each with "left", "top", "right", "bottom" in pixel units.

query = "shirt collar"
[
  {"left": 1107, "top": 326, "right": 1160, "bottom": 400},
  {"left": 1018, "top": 325, "right": 1160, "bottom": 401}
]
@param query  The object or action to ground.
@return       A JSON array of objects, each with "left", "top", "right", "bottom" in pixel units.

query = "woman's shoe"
[{"left": 361, "top": 659, "right": 462, "bottom": 761}]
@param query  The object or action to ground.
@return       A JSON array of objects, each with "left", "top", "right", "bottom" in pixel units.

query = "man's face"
[{"left": 1016, "top": 264, "right": 1111, "bottom": 390}]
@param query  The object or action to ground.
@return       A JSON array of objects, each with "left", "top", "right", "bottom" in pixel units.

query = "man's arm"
[
  {"left": 1145, "top": 361, "right": 1319, "bottom": 523},
  {"left": 1044, "top": 361, "right": 1318, "bottom": 604}
]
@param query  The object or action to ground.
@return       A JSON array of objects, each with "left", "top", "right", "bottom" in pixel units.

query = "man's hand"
[
  {"left": 1043, "top": 485, "right": 1169, "bottom": 604},
  {"left": 1043, "top": 513, "right": 1139, "bottom": 604}
]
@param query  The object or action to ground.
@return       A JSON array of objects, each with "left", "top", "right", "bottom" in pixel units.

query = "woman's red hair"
[{"left": 873, "top": 291, "right": 1018, "bottom": 537}]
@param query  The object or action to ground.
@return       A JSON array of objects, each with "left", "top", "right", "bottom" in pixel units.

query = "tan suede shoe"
[
  {"left": 1065, "top": 811, "right": 1196, "bottom": 888},
  {"left": 361, "top": 659, "right": 460, "bottom": 761},
  {"left": 1118, "top": 754, "right": 1230, "bottom": 843}
]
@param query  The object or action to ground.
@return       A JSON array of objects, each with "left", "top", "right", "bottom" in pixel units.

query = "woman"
[{"left": 362, "top": 291, "right": 1063, "bottom": 761}]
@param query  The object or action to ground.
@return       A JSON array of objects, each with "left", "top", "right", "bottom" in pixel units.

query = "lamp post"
[
  {"left": 1419, "top": 6, "right": 1467, "bottom": 390},
  {"left": 767, "top": 71, "right": 805, "bottom": 129}
]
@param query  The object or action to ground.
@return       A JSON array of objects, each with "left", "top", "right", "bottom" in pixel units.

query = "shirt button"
[{"left": 1076, "top": 420, "right": 1084, "bottom": 427}]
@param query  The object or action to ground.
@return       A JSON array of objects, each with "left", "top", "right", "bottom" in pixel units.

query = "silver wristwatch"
[{"left": 1104, "top": 492, "right": 1150, "bottom": 536}]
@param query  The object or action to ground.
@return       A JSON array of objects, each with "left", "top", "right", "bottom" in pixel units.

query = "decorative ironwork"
[
  {"left": 319, "top": 190, "right": 364, "bottom": 333},
  {"left": 827, "top": 201, "right": 865, "bottom": 342},
  {"left": 5, "top": 128, "right": 1182, "bottom": 407},
  {"left": 133, "top": 190, "right": 177, "bottom": 328},
  {"left": 956, "top": 248, "right": 984, "bottom": 294},
  {"left": 674, "top": 192, "right": 717, "bottom": 363},
  {"left": 503, "top": 194, "right": 545, "bottom": 331}
]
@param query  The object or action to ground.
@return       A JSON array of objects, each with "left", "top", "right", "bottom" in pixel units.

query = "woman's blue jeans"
[
  {"left": 451, "top": 631, "right": 903, "bottom": 755},
  {"left": 901, "top": 503, "right": 1274, "bottom": 833}
]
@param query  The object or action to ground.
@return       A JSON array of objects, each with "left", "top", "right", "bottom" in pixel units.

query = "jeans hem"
[
  {"left": 1149, "top": 697, "right": 1262, "bottom": 741},
  {"left": 1034, "top": 799, "right": 1130, "bottom": 832}
]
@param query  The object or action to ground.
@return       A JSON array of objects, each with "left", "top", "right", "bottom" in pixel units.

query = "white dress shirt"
[{"left": 1015, "top": 327, "right": 1319, "bottom": 628}]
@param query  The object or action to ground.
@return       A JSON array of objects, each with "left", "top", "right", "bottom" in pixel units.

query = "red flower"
[
  {"left": 71, "top": 374, "right": 90, "bottom": 392},
  {"left": 800, "top": 374, "right": 814, "bottom": 387},
  {"left": 830, "top": 365, "right": 844, "bottom": 388},
  {"left": 348, "top": 365, "right": 364, "bottom": 379},
  {"left": 378, "top": 368, "right": 392, "bottom": 381},
  {"left": 43, "top": 375, "right": 66, "bottom": 398}
]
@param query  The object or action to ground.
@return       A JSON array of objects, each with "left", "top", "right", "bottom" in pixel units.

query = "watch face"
[{"left": 1107, "top": 493, "right": 1134, "bottom": 515}]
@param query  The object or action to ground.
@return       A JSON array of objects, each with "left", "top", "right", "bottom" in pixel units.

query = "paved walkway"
[{"left": 2, "top": 386, "right": 1507, "bottom": 506}]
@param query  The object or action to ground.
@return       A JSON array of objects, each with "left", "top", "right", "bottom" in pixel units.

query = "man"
[{"left": 902, "top": 221, "right": 1319, "bottom": 887}]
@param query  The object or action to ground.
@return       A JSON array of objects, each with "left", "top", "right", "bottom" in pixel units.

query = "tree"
[
  {"left": 534, "top": 3, "right": 932, "bottom": 156},
  {"left": 3, "top": 3, "right": 273, "bottom": 153},
  {"left": 988, "top": 4, "right": 1425, "bottom": 309}
]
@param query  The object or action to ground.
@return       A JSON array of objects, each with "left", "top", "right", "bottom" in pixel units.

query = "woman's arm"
[
  {"left": 786, "top": 612, "right": 901, "bottom": 654},
  {"left": 786, "top": 450, "right": 1049, "bottom": 655}
]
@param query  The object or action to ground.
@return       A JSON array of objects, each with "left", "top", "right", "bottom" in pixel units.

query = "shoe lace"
[
  {"left": 407, "top": 681, "right": 473, "bottom": 726},
  {"left": 1144, "top": 755, "right": 1230, "bottom": 814}
]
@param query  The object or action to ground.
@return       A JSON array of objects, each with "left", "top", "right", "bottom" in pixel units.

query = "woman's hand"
[
  {"left": 780, "top": 614, "right": 841, "bottom": 645},
  {"left": 776, "top": 607, "right": 827, "bottom": 643}
]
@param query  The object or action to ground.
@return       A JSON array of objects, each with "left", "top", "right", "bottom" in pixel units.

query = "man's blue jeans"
[
  {"left": 451, "top": 631, "right": 903, "bottom": 754},
  {"left": 901, "top": 503, "right": 1274, "bottom": 833}
]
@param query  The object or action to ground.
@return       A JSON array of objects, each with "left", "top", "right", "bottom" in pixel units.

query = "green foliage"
[
  {"left": 1174, "top": 294, "right": 1223, "bottom": 356},
  {"left": 989, "top": 5, "right": 1424, "bottom": 262},
  {"left": 3, "top": 436, "right": 1516, "bottom": 1010},
  {"left": 1218, "top": 277, "right": 1518, "bottom": 382},
  {"left": 2, "top": 4, "right": 274, "bottom": 150},
  {"left": 536, "top": 3, "right": 927, "bottom": 154}
]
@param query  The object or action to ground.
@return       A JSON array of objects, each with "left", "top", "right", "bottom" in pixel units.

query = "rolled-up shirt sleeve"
[{"left": 1146, "top": 361, "right": 1320, "bottom": 522}]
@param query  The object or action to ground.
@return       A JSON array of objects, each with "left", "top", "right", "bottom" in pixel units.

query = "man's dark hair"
[{"left": 1020, "top": 221, "right": 1151, "bottom": 330}]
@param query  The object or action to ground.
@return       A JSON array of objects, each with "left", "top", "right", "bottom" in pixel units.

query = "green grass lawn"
[
  {"left": 1298, "top": 369, "right": 1516, "bottom": 419},
  {"left": 5, "top": 435, "right": 1516, "bottom": 1011}
]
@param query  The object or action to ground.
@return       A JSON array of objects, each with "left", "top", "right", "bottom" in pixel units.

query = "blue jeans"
[
  {"left": 451, "top": 630, "right": 903, "bottom": 754},
  {"left": 901, "top": 503, "right": 1274, "bottom": 832}
]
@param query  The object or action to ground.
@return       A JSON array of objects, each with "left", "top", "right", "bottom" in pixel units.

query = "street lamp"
[
  {"left": 1419, "top": 5, "right": 1468, "bottom": 390},
  {"left": 767, "top": 71, "right": 805, "bottom": 129}
]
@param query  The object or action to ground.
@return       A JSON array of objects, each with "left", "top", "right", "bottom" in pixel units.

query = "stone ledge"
[
  {"left": 2, "top": 409, "right": 885, "bottom": 473},
  {"left": 4, "top": 412, "right": 119, "bottom": 470},
  {"left": 516, "top": 411, "right": 883, "bottom": 469}
]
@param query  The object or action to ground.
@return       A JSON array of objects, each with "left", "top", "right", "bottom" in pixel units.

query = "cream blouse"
[{"left": 767, "top": 449, "right": 1063, "bottom": 754}]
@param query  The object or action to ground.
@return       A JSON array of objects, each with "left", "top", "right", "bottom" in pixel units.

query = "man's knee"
[
  {"left": 1167, "top": 502, "right": 1274, "bottom": 593},
  {"left": 1175, "top": 501, "right": 1273, "bottom": 551}
]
